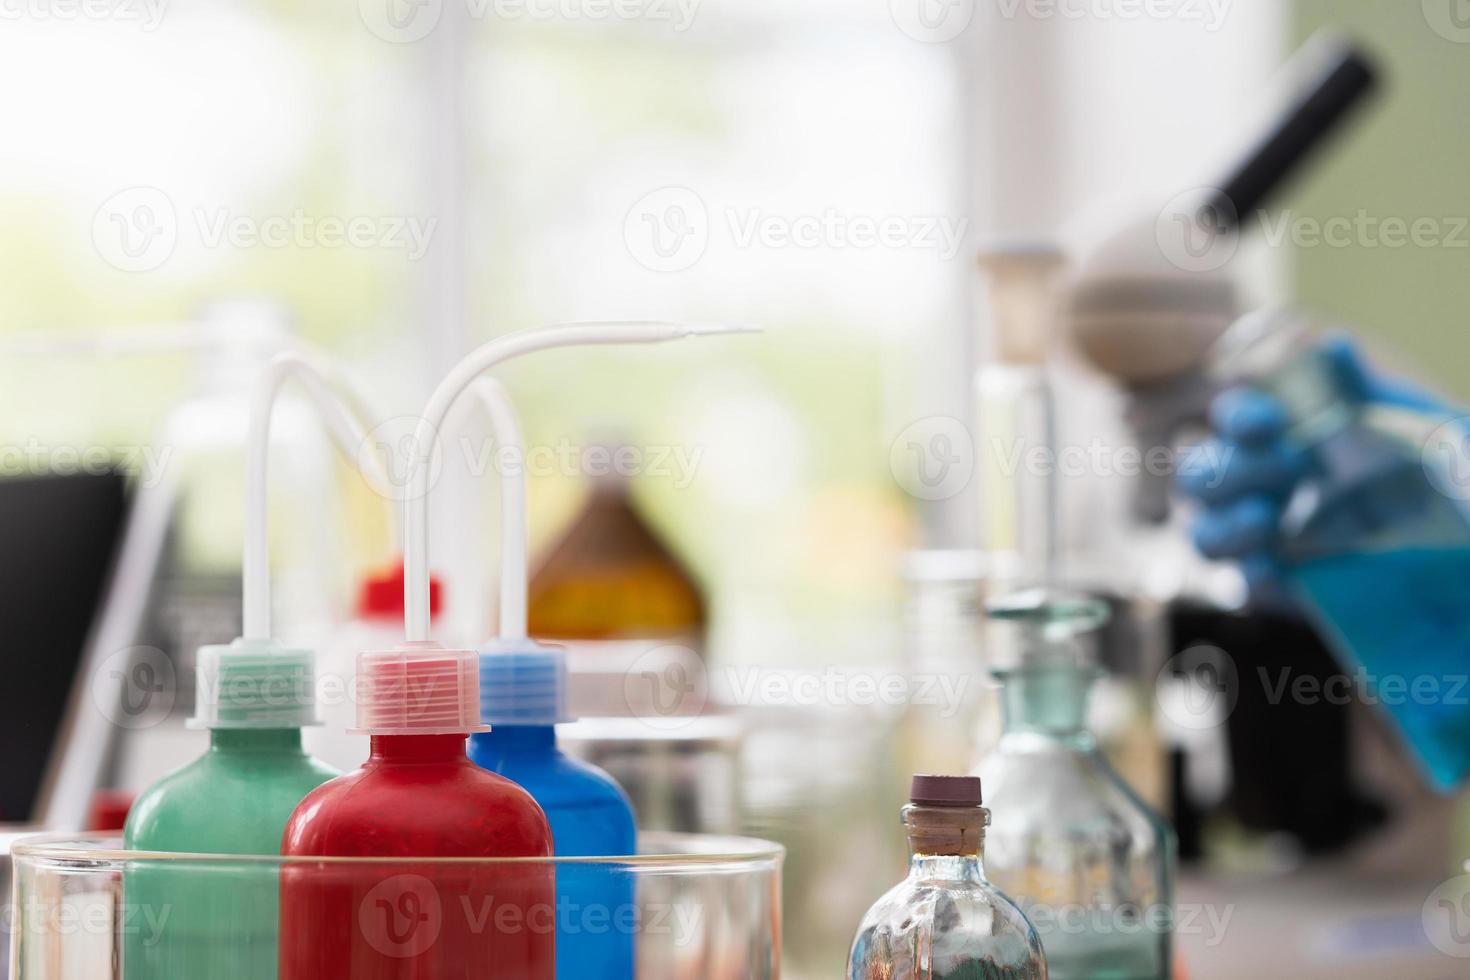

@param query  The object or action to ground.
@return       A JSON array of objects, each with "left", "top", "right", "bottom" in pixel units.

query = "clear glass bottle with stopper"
[
  {"left": 976, "top": 590, "right": 1174, "bottom": 980},
  {"left": 847, "top": 774, "right": 1047, "bottom": 980}
]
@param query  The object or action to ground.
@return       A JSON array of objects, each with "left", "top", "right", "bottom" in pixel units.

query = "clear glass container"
[
  {"left": 974, "top": 247, "right": 1067, "bottom": 591},
  {"left": 1213, "top": 308, "right": 1470, "bottom": 791},
  {"left": 847, "top": 775, "right": 1047, "bottom": 980},
  {"left": 9, "top": 832, "right": 782, "bottom": 980},
  {"left": 976, "top": 593, "right": 1174, "bottom": 980}
]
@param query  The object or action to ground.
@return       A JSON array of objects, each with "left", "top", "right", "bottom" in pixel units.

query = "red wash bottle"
[{"left": 279, "top": 643, "right": 555, "bottom": 979}]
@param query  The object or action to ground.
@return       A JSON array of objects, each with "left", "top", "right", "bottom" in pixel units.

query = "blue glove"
[{"left": 1176, "top": 337, "right": 1448, "bottom": 596}]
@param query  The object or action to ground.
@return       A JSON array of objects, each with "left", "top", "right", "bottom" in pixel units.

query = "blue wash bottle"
[{"left": 469, "top": 641, "right": 638, "bottom": 979}]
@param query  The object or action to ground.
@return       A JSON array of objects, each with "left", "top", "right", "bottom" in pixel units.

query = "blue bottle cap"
[{"left": 477, "top": 639, "right": 574, "bottom": 726}]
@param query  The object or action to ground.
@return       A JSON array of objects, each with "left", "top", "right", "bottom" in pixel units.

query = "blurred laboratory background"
[{"left": 3, "top": 1, "right": 1470, "bottom": 978}]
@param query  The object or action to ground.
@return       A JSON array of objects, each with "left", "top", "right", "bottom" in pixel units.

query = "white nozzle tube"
[
  {"left": 469, "top": 378, "right": 529, "bottom": 640},
  {"left": 403, "top": 321, "right": 754, "bottom": 642},
  {"left": 243, "top": 349, "right": 397, "bottom": 641}
]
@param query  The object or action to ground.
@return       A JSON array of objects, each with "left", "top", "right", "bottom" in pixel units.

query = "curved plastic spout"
[
  {"left": 467, "top": 377, "right": 529, "bottom": 640},
  {"left": 402, "top": 320, "right": 756, "bottom": 642},
  {"left": 242, "top": 348, "right": 397, "bottom": 641}
]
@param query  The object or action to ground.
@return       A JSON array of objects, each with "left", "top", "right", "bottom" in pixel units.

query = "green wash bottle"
[{"left": 123, "top": 638, "right": 339, "bottom": 980}]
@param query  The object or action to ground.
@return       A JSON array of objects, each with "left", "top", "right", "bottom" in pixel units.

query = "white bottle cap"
[
  {"left": 189, "top": 637, "right": 318, "bottom": 730},
  {"left": 351, "top": 642, "right": 489, "bottom": 735},
  {"left": 477, "top": 639, "right": 573, "bottom": 727}
]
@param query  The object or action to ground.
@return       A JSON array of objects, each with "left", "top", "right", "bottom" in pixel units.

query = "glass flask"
[
  {"left": 977, "top": 592, "right": 1173, "bottom": 980},
  {"left": 1213, "top": 309, "right": 1470, "bottom": 791},
  {"left": 847, "top": 774, "right": 1047, "bottom": 980}
]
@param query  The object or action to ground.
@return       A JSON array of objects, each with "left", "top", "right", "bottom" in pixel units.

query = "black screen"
[{"left": 0, "top": 471, "right": 128, "bottom": 822}]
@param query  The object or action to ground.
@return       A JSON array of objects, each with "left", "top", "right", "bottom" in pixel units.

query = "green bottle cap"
[{"left": 189, "top": 638, "right": 318, "bottom": 729}]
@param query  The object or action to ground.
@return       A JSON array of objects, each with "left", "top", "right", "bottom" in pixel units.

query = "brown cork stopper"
[{"left": 904, "top": 775, "right": 989, "bottom": 857}]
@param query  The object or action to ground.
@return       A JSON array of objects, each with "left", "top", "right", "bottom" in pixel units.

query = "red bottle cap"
[
  {"left": 356, "top": 563, "right": 444, "bottom": 621},
  {"left": 910, "top": 774, "right": 983, "bottom": 807},
  {"left": 352, "top": 643, "right": 488, "bottom": 735}
]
